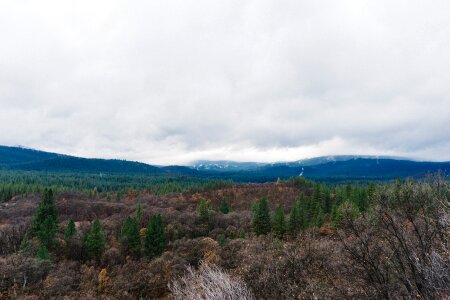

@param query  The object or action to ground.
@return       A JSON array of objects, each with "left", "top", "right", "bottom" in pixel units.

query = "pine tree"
[
  {"left": 64, "top": 219, "right": 77, "bottom": 242},
  {"left": 324, "top": 193, "right": 331, "bottom": 214},
  {"left": 32, "top": 188, "right": 58, "bottom": 234},
  {"left": 311, "top": 185, "right": 326, "bottom": 228},
  {"left": 219, "top": 198, "right": 230, "bottom": 214},
  {"left": 273, "top": 205, "right": 286, "bottom": 238},
  {"left": 83, "top": 219, "right": 106, "bottom": 261},
  {"left": 197, "top": 199, "right": 210, "bottom": 223},
  {"left": 297, "top": 193, "right": 309, "bottom": 229},
  {"left": 31, "top": 189, "right": 58, "bottom": 250},
  {"left": 144, "top": 214, "right": 166, "bottom": 258},
  {"left": 313, "top": 205, "right": 325, "bottom": 228},
  {"left": 217, "top": 234, "right": 226, "bottom": 246},
  {"left": 37, "top": 215, "right": 57, "bottom": 249},
  {"left": 252, "top": 197, "right": 271, "bottom": 235},
  {"left": 357, "top": 188, "right": 368, "bottom": 212},
  {"left": 36, "top": 245, "right": 50, "bottom": 260},
  {"left": 120, "top": 216, "right": 141, "bottom": 257},
  {"left": 331, "top": 191, "right": 344, "bottom": 224},
  {"left": 287, "top": 200, "right": 300, "bottom": 235},
  {"left": 312, "top": 184, "right": 321, "bottom": 205}
]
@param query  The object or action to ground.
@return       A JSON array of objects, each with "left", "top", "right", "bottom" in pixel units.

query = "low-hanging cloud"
[{"left": 1, "top": 0, "right": 450, "bottom": 164}]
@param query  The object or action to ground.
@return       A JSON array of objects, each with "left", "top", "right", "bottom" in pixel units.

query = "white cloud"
[{"left": 1, "top": 0, "right": 450, "bottom": 164}]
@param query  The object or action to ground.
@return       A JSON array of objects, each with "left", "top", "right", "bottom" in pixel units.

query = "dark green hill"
[
  {"left": 0, "top": 145, "right": 60, "bottom": 165},
  {"left": 0, "top": 146, "right": 163, "bottom": 174}
]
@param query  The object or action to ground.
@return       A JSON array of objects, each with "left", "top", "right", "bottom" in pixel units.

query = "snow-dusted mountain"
[
  {"left": 192, "top": 160, "right": 266, "bottom": 171},
  {"left": 191, "top": 155, "right": 408, "bottom": 170}
]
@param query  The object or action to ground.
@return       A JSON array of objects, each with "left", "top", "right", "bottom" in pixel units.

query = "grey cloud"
[{"left": 1, "top": 0, "right": 450, "bottom": 164}]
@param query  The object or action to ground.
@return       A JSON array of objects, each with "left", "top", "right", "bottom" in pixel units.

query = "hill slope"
[{"left": 0, "top": 146, "right": 163, "bottom": 174}]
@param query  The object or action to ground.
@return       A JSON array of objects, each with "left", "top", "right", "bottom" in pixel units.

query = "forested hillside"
[{"left": 0, "top": 146, "right": 163, "bottom": 174}]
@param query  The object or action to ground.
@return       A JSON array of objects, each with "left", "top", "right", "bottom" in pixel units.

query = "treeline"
[{"left": 0, "top": 170, "right": 233, "bottom": 201}]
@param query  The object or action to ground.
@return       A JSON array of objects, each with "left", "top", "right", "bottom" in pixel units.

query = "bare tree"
[
  {"left": 169, "top": 261, "right": 254, "bottom": 300},
  {"left": 338, "top": 177, "right": 450, "bottom": 299}
]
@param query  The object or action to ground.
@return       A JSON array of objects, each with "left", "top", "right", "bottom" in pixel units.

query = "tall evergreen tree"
[
  {"left": 120, "top": 216, "right": 141, "bottom": 257},
  {"left": 36, "top": 245, "right": 50, "bottom": 260},
  {"left": 313, "top": 205, "right": 325, "bottom": 228},
  {"left": 297, "top": 193, "right": 309, "bottom": 229},
  {"left": 287, "top": 200, "right": 300, "bottom": 235},
  {"left": 197, "top": 199, "right": 210, "bottom": 223},
  {"left": 331, "top": 191, "right": 344, "bottom": 224},
  {"left": 324, "top": 192, "right": 331, "bottom": 214},
  {"left": 32, "top": 189, "right": 57, "bottom": 232},
  {"left": 252, "top": 197, "right": 271, "bottom": 235},
  {"left": 32, "top": 189, "right": 58, "bottom": 248},
  {"left": 357, "top": 188, "right": 368, "bottom": 212},
  {"left": 219, "top": 198, "right": 230, "bottom": 214},
  {"left": 273, "top": 205, "right": 286, "bottom": 238},
  {"left": 37, "top": 216, "right": 57, "bottom": 249},
  {"left": 64, "top": 219, "right": 77, "bottom": 242},
  {"left": 311, "top": 185, "right": 325, "bottom": 227},
  {"left": 83, "top": 219, "right": 106, "bottom": 261},
  {"left": 144, "top": 214, "right": 166, "bottom": 258}
]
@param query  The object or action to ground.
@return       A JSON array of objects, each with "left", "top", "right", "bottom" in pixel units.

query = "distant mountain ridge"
[
  {"left": 0, "top": 145, "right": 163, "bottom": 174},
  {"left": 192, "top": 155, "right": 411, "bottom": 170},
  {"left": 190, "top": 155, "right": 450, "bottom": 181},
  {"left": 192, "top": 160, "right": 266, "bottom": 171},
  {"left": 1, "top": 145, "right": 449, "bottom": 181}
]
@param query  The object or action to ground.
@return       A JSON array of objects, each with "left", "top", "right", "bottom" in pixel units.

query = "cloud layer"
[{"left": 1, "top": 0, "right": 450, "bottom": 164}]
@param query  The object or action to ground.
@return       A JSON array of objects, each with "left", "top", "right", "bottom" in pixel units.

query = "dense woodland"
[
  {"left": 0, "top": 172, "right": 449, "bottom": 299},
  {"left": 0, "top": 170, "right": 235, "bottom": 202}
]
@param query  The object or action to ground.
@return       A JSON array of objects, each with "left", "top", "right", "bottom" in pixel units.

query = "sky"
[{"left": 1, "top": 0, "right": 450, "bottom": 165}]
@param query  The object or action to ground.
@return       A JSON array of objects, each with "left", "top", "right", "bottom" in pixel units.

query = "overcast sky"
[{"left": 1, "top": 1, "right": 450, "bottom": 165}]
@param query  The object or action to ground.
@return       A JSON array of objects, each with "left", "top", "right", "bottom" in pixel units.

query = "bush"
[
  {"left": 169, "top": 262, "right": 254, "bottom": 300},
  {"left": 337, "top": 178, "right": 450, "bottom": 299}
]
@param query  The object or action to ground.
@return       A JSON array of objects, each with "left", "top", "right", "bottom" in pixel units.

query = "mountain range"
[{"left": 1, "top": 145, "right": 449, "bottom": 181}]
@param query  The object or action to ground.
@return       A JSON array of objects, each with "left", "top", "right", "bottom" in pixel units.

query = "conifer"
[
  {"left": 144, "top": 214, "right": 166, "bottom": 258},
  {"left": 83, "top": 219, "right": 106, "bottom": 261},
  {"left": 120, "top": 216, "right": 141, "bottom": 257},
  {"left": 252, "top": 197, "right": 271, "bottom": 235},
  {"left": 273, "top": 205, "right": 286, "bottom": 238}
]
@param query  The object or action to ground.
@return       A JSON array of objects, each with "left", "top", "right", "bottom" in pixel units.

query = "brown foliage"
[{"left": 0, "top": 180, "right": 448, "bottom": 299}]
